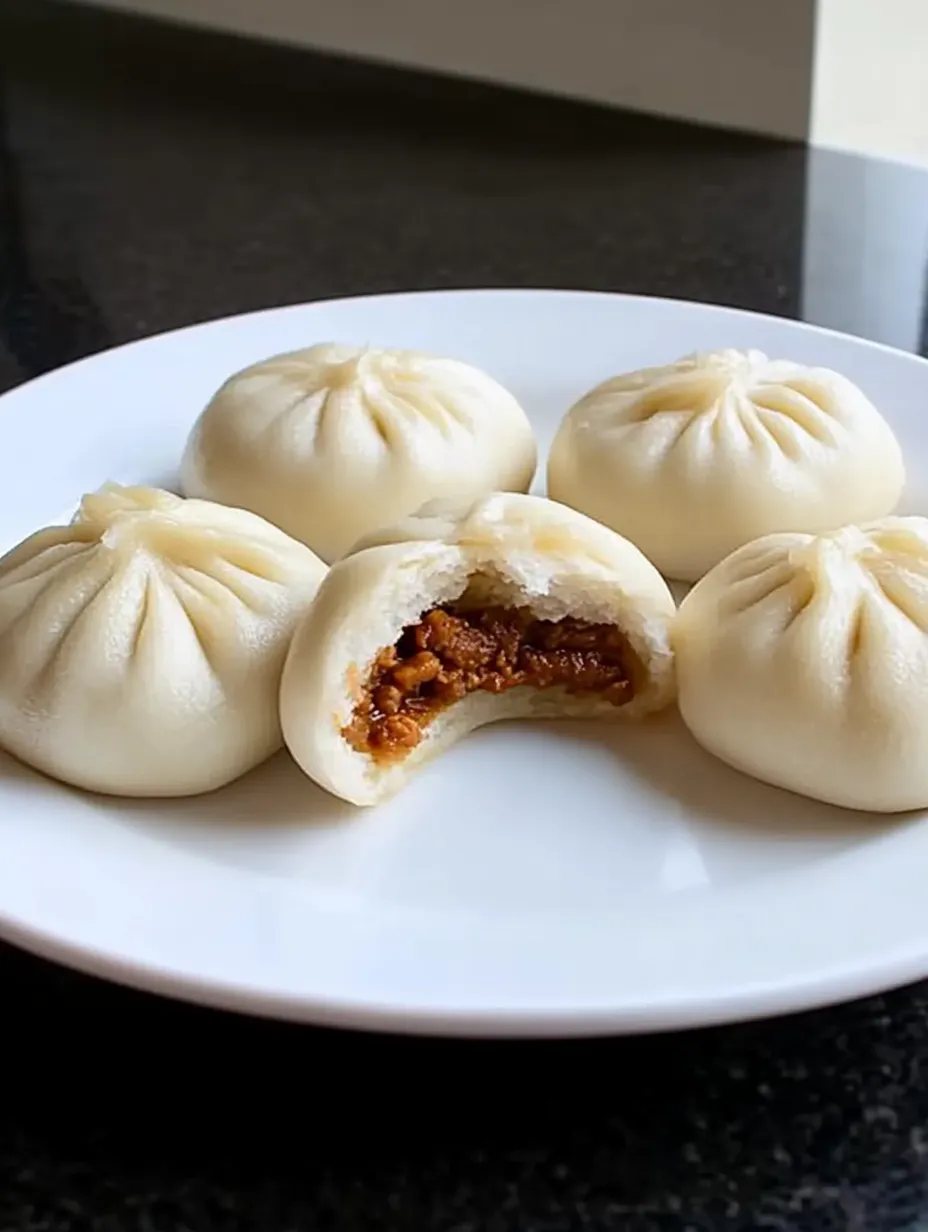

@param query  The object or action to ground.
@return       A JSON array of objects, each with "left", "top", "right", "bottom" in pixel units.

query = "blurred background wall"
[
  {"left": 61, "top": 0, "right": 818, "bottom": 141},
  {"left": 56, "top": 0, "right": 928, "bottom": 166},
  {"left": 811, "top": 0, "right": 928, "bottom": 166}
]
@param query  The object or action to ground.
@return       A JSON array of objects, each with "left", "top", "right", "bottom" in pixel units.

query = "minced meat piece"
[{"left": 342, "top": 605, "right": 638, "bottom": 762}]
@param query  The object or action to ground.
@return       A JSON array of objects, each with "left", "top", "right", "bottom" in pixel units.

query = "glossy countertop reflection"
[
  {"left": 2, "top": 4, "right": 925, "bottom": 398},
  {"left": 1, "top": 0, "right": 811, "bottom": 393},
  {"left": 3, "top": 4, "right": 928, "bottom": 1232}
]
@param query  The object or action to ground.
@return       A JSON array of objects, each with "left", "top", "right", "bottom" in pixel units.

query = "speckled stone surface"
[
  {"left": 0, "top": 0, "right": 808, "bottom": 394},
  {"left": 4, "top": 943, "right": 928, "bottom": 1232},
  {"left": 2, "top": 4, "right": 928, "bottom": 1230}
]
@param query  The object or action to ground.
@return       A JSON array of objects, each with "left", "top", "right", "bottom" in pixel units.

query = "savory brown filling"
[{"left": 343, "top": 605, "right": 638, "bottom": 762}]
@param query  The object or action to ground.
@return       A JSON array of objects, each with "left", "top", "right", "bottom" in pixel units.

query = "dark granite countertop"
[{"left": 3, "top": 3, "right": 928, "bottom": 1230}]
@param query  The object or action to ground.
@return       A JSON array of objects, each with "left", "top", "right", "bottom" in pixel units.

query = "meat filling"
[{"left": 343, "top": 605, "right": 638, "bottom": 761}]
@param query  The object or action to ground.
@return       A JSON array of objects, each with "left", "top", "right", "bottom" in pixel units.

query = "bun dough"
[
  {"left": 548, "top": 347, "right": 905, "bottom": 583},
  {"left": 674, "top": 518, "right": 928, "bottom": 812},
  {"left": 280, "top": 492, "right": 677, "bottom": 806},
  {"left": 180, "top": 343, "right": 538, "bottom": 563},
  {"left": 0, "top": 484, "right": 326, "bottom": 797}
]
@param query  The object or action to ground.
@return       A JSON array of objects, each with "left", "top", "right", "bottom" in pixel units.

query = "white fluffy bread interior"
[
  {"left": 280, "top": 501, "right": 676, "bottom": 807},
  {"left": 673, "top": 518, "right": 928, "bottom": 813}
]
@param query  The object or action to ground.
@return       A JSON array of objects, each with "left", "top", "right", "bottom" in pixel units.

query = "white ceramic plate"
[{"left": 4, "top": 289, "right": 928, "bottom": 1037}]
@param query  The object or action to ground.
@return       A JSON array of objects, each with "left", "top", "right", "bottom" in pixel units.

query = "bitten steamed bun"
[
  {"left": 674, "top": 518, "right": 928, "bottom": 812},
  {"left": 280, "top": 492, "right": 676, "bottom": 807},
  {"left": 180, "top": 343, "right": 538, "bottom": 563},
  {"left": 0, "top": 484, "right": 326, "bottom": 797},
  {"left": 548, "top": 347, "right": 905, "bottom": 582}
]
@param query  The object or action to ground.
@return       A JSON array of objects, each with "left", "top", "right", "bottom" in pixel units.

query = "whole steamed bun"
[
  {"left": 280, "top": 492, "right": 677, "bottom": 807},
  {"left": 180, "top": 343, "right": 538, "bottom": 563},
  {"left": 548, "top": 347, "right": 905, "bottom": 582},
  {"left": 674, "top": 517, "right": 928, "bottom": 813},
  {"left": 0, "top": 484, "right": 326, "bottom": 797}
]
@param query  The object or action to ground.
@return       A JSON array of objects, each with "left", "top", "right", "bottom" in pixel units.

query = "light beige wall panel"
[{"left": 62, "top": 0, "right": 816, "bottom": 140}]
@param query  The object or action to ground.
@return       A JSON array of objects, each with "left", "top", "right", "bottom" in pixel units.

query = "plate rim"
[
  {"left": 5, "top": 285, "right": 928, "bottom": 412},
  {"left": 2, "top": 894, "right": 926, "bottom": 1038}
]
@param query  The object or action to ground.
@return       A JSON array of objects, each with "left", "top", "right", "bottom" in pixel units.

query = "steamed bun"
[
  {"left": 547, "top": 347, "right": 905, "bottom": 582},
  {"left": 674, "top": 518, "right": 928, "bottom": 812},
  {"left": 0, "top": 484, "right": 326, "bottom": 797},
  {"left": 280, "top": 492, "right": 676, "bottom": 807},
  {"left": 180, "top": 343, "right": 538, "bottom": 563}
]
